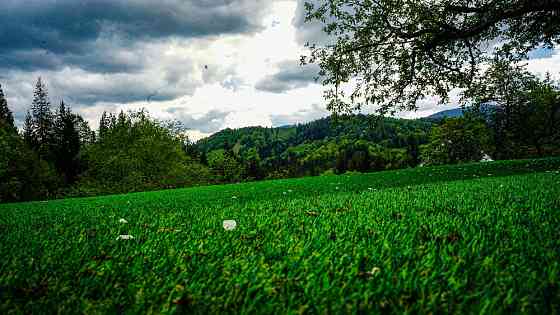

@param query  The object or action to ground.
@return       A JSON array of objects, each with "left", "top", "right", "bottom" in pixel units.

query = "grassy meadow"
[{"left": 1, "top": 158, "right": 560, "bottom": 314}]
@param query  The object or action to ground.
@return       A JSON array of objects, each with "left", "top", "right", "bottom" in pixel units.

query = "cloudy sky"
[{"left": 1, "top": 0, "right": 559, "bottom": 140}]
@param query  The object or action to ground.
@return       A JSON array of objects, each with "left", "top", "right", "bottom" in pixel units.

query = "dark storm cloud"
[
  {"left": 0, "top": 0, "right": 270, "bottom": 121},
  {"left": 255, "top": 60, "right": 320, "bottom": 93},
  {"left": 0, "top": 0, "right": 270, "bottom": 71},
  {"left": 0, "top": 44, "right": 145, "bottom": 73},
  {"left": 165, "top": 108, "right": 232, "bottom": 133}
]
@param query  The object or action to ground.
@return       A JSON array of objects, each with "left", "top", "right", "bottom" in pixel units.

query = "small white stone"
[
  {"left": 119, "top": 218, "right": 128, "bottom": 224},
  {"left": 116, "top": 234, "right": 134, "bottom": 240},
  {"left": 480, "top": 153, "right": 494, "bottom": 162},
  {"left": 223, "top": 220, "right": 237, "bottom": 231}
]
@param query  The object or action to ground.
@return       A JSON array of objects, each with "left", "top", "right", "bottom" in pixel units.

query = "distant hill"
[
  {"left": 427, "top": 108, "right": 464, "bottom": 119},
  {"left": 426, "top": 104, "right": 497, "bottom": 120}
]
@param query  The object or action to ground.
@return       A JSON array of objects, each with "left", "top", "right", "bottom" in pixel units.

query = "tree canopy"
[
  {"left": 466, "top": 59, "right": 560, "bottom": 157},
  {"left": 421, "top": 116, "right": 491, "bottom": 165},
  {"left": 301, "top": 0, "right": 560, "bottom": 115}
]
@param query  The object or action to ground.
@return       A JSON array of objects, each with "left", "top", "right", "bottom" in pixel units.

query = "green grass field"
[{"left": 1, "top": 159, "right": 560, "bottom": 314}]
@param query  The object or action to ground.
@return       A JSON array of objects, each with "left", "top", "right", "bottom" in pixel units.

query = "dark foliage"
[{"left": 0, "top": 84, "right": 15, "bottom": 131}]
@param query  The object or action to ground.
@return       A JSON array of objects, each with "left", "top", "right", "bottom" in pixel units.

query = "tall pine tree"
[
  {"left": 98, "top": 111, "right": 109, "bottom": 141},
  {"left": 1, "top": 84, "right": 60, "bottom": 202},
  {"left": 75, "top": 116, "right": 95, "bottom": 145},
  {"left": 23, "top": 111, "right": 34, "bottom": 147},
  {"left": 0, "top": 84, "right": 15, "bottom": 131},
  {"left": 29, "top": 77, "right": 55, "bottom": 159},
  {"left": 53, "top": 100, "right": 82, "bottom": 184}
]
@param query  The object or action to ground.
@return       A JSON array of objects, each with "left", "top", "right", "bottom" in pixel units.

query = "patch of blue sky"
[{"left": 527, "top": 47, "right": 555, "bottom": 60}]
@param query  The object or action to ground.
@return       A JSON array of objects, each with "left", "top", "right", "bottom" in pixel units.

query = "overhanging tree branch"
[{"left": 303, "top": 0, "right": 560, "bottom": 114}]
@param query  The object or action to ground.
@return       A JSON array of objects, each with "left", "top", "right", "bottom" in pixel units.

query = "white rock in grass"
[
  {"left": 480, "top": 153, "right": 494, "bottom": 162},
  {"left": 116, "top": 234, "right": 134, "bottom": 240},
  {"left": 223, "top": 220, "right": 237, "bottom": 231},
  {"left": 119, "top": 218, "right": 128, "bottom": 224}
]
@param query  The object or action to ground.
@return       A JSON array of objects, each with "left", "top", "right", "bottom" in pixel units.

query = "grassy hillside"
[{"left": 1, "top": 158, "right": 559, "bottom": 313}]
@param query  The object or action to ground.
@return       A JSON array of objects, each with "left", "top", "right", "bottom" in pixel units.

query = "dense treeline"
[
  {"left": 0, "top": 62, "right": 559, "bottom": 202},
  {"left": 196, "top": 115, "right": 432, "bottom": 180},
  {"left": 77, "top": 110, "right": 212, "bottom": 195},
  {"left": 0, "top": 79, "right": 213, "bottom": 203}
]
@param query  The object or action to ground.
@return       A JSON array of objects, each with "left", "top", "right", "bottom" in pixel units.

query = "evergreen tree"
[
  {"left": 0, "top": 84, "right": 15, "bottom": 131},
  {"left": 75, "top": 116, "right": 95, "bottom": 145},
  {"left": 109, "top": 113, "right": 117, "bottom": 129},
  {"left": 23, "top": 111, "right": 34, "bottom": 148},
  {"left": 117, "top": 110, "right": 127, "bottom": 127},
  {"left": 99, "top": 111, "right": 109, "bottom": 141},
  {"left": 406, "top": 135, "right": 420, "bottom": 167},
  {"left": 29, "top": 77, "right": 54, "bottom": 158},
  {"left": 53, "top": 100, "right": 83, "bottom": 184}
]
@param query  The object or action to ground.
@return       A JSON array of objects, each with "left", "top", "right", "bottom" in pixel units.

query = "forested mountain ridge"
[
  {"left": 197, "top": 115, "right": 433, "bottom": 152},
  {"left": 194, "top": 115, "right": 434, "bottom": 180}
]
